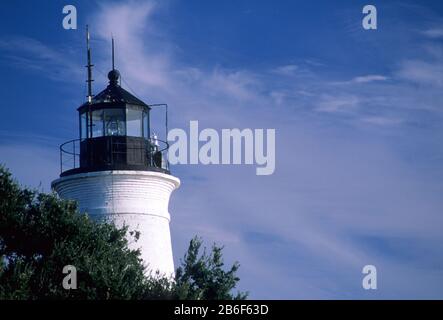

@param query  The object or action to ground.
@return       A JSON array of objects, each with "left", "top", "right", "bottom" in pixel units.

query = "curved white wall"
[{"left": 52, "top": 170, "right": 180, "bottom": 277}]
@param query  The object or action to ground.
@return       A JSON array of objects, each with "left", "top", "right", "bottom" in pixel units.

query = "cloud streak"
[{"left": 0, "top": 36, "right": 82, "bottom": 82}]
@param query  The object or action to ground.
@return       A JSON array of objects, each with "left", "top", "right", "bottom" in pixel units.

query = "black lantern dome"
[
  {"left": 59, "top": 32, "right": 169, "bottom": 177},
  {"left": 77, "top": 68, "right": 148, "bottom": 111}
]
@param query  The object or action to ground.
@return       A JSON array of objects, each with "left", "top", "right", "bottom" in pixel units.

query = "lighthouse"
[{"left": 51, "top": 28, "right": 180, "bottom": 276}]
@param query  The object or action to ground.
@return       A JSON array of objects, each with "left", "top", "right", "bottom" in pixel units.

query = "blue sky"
[{"left": 1, "top": 0, "right": 443, "bottom": 299}]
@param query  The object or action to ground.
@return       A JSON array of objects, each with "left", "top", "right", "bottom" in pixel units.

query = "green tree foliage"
[
  {"left": 174, "top": 238, "right": 247, "bottom": 300},
  {"left": 0, "top": 165, "right": 247, "bottom": 300}
]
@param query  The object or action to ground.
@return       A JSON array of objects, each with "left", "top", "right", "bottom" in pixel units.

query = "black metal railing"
[
  {"left": 59, "top": 137, "right": 169, "bottom": 174},
  {"left": 60, "top": 139, "right": 81, "bottom": 174}
]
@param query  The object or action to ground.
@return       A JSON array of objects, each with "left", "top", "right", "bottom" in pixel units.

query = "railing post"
[{"left": 110, "top": 135, "right": 113, "bottom": 166}]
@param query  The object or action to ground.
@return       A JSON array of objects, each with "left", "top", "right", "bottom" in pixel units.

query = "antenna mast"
[
  {"left": 86, "top": 25, "right": 94, "bottom": 103},
  {"left": 112, "top": 37, "right": 115, "bottom": 70}
]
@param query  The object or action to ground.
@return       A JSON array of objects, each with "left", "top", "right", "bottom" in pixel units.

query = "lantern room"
[
  {"left": 59, "top": 68, "right": 169, "bottom": 177},
  {"left": 78, "top": 70, "right": 150, "bottom": 139}
]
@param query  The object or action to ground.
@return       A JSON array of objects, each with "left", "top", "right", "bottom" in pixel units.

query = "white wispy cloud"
[
  {"left": 360, "top": 116, "right": 403, "bottom": 126},
  {"left": 351, "top": 74, "right": 388, "bottom": 83},
  {"left": 331, "top": 74, "right": 388, "bottom": 85},
  {"left": 272, "top": 64, "right": 299, "bottom": 76},
  {"left": 395, "top": 59, "right": 443, "bottom": 87},
  {"left": 316, "top": 94, "right": 360, "bottom": 113},
  {"left": 0, "top": 36, "right": 82, "bottom": 81},
  {"left": 204, "top": 68, "right": 261, "bottom": 102},
  {"left": 94, "top": 1, "right": 171, "bottom": 88},
  {"left": 422, "top": 28, "right": 443, "bottom": 39}
]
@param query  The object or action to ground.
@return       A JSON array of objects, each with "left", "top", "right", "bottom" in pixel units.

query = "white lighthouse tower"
[{"left": 51, "top": 30, "right": 179, "bottom": 276}]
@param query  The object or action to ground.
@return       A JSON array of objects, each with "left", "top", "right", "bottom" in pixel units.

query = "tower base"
[{"left": 51, "top": 170, "right": 180, "bottom": 277}]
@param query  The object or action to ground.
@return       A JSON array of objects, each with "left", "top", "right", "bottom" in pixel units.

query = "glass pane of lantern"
[
  {"left": 104, "top": 108, "right": 126, "bottom": 136},
  {"left": 127, "top": 108, "right": 143, "bottom": 137},
  {"left": 143, "top": 111, "right": 149, "bottom": 139},
  {"left": 91, "top": 110, "right": 104, "bottom": 137},
  {"left": 80, "top": 112, "right": 87, "bottom": 139}
]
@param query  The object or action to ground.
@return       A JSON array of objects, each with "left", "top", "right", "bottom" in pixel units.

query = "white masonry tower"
[{"left": 51, "top": 28, "right": 179, "bottom": 276}]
